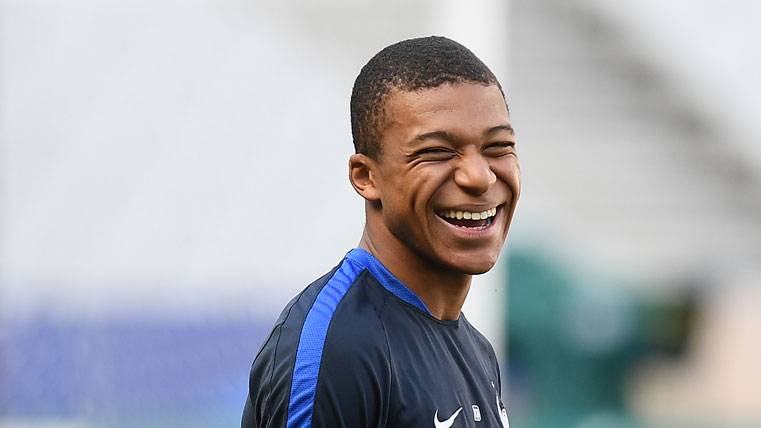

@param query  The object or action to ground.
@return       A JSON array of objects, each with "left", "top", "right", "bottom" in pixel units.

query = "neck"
[{"left": 358, "top": 226, "right": 471, "bottom": 321}]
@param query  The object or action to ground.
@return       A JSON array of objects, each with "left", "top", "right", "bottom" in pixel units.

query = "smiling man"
[{"left": 243, "top": 36, "right": 519, "bottom": 428}]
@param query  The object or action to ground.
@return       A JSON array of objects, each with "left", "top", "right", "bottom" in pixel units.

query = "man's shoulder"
[
  {"left": 244, "top": 255, "right": 390, "bottom": 427},
  {"left": 461, "top": 314, "right": 499, "bottom": 360},
  {"left": 256, "top": 255, "right": 389, "bottom": 362},
  {"left": 321, "top": 267, "right": 391, "bottom": 352},
  {"left": 271, "top": 265, "right": 341, "bottom": 329}
]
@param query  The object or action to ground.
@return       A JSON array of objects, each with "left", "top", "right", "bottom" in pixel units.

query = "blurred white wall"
[
  {"left": 1, "top": 1, "right": 357, "bottom": 317},
  {"left": 0, "top": 1, "right": 510, "bottom": 349},
  {"left": 581, "top": 0, "right": 761, "bottom": 177}
]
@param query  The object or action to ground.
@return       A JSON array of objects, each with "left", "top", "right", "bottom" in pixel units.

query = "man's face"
[{"left": 371, "top": 82, "right": 520, "bottom": 275}]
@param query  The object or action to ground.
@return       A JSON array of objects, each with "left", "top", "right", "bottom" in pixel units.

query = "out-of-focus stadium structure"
[{"left": 508, "top": 0, "right": 761, "bottom": 426}]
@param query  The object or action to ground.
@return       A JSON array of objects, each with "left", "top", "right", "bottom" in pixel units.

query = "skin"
[{"left": 349, "top": 82, "right": 521, "bottom": 321}]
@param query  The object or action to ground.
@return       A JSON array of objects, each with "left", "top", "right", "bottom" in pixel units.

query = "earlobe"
[{"left": 348, "top": 154, "right": 381, "bottom": 201}]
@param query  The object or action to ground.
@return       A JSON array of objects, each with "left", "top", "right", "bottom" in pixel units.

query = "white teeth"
[{"left": 440, "top": 207, "right": 499, "bottom": 220}]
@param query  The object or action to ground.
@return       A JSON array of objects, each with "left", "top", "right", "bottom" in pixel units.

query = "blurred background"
[{"left": 1, "top": 0, "right": 759, "bottom": 427}]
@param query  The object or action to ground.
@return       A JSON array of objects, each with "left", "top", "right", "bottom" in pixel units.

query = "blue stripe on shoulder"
[
  {"left": 286, "top": 257, "right": 363, "bottom": 428},
  {"left": 346, "top": 248, "right": 432, "bottom": 316},
  {"left": 286, "top": 248, "right": 431, "bottom": 428}
]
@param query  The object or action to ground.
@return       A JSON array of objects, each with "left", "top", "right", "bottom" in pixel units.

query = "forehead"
[{"left": 381, "top": 83, "right": 509, "bottom": 140}]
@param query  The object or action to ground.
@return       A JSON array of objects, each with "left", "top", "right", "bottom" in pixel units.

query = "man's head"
[
  {"left": 351, "top": 36, "right": 504, "bottom": 159},
  {"left": 349, "top": 36, "right": 520, "bottom": 276}
]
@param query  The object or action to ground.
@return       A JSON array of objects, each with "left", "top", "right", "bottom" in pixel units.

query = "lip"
[{"left": 433, "top": 204, "right": 505, "bottom": 239}]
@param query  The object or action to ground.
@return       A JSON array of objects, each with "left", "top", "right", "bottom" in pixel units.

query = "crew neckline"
[{"left": 345, "top": 248, "right": 463, "bottom": 326}]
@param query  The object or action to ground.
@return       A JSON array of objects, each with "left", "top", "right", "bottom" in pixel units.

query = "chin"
[
  {"left": 458, "top": 263, "right": 496, "bottom": 275},
  {"left": 444, "top": 251, "right": 500, "bottom": 275}
]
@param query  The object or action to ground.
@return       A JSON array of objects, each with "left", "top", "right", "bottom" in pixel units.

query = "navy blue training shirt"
[{"left": 243, "top": 248, "right": 510, "bottom": 427}]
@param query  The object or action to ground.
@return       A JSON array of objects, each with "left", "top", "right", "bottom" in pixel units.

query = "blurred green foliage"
[{"left": 506, "top": 249, "right": 697, "bottom": 428}]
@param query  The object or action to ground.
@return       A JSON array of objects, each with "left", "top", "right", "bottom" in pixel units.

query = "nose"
[{"left": 453, "top": 151, "right": 496, "bottom": 195}]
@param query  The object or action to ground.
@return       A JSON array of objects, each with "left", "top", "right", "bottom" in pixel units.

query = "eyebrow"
[
  {"left": 411, "top": 124, "right": 515, "bottom": 146},
  {"left": 413, "top": 130, "right": 460, "bottom": 144}
]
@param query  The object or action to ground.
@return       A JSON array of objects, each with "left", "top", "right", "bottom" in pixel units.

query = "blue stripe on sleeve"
[{"left": 286, "top": 258, "right": 363, "bottom": 428}]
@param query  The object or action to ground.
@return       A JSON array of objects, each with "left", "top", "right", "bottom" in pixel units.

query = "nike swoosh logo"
[{"left": 434, "top": 407, "right": 462, "bottom": 428}]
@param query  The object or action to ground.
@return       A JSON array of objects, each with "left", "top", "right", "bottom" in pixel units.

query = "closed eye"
[
  {"left": 414, "top": 147, "right": 456, "bottom": 161},
  {"left": 483, "top": 142, "right": 516, "bottom": 156}
]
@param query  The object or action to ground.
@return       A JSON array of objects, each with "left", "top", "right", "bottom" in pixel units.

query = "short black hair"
[{"left": 350, "top": 36, "right": 505, "bottom": 158}]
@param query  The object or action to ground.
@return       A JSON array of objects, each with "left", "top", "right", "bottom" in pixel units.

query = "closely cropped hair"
[{"left": 350, "top": 36, "right": 505, "bottom": 158}]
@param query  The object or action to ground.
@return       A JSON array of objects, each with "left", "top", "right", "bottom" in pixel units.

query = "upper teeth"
[{"left": 440, "top": 207, "right": 498, "bottom": 220}]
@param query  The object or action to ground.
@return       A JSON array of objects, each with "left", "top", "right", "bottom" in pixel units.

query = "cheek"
[
  {"left": 398, "top": 166, "right": 452, "bottom": 209},
  {"left": 494, "top": 157, "right": 521, "bottom": 198}
]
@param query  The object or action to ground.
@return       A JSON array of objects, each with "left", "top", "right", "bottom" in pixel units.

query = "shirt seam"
[
  {"left": 260, "top": 287, "right": 309, "bottom": 424},
  {"left": 377, "top": 286, "right": 394, "bottom": 427}
]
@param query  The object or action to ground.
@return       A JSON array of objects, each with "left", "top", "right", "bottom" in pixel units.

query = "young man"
[{"left": 243, "top": 36, "right": 519, "bottom": 427}]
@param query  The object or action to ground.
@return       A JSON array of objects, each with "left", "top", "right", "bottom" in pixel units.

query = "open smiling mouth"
[{"left": 435, "top": 205, "right": 501, "bottom": 230}]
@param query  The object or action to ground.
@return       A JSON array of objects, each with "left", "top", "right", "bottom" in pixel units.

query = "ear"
[{"left": 348, "top": 153, "right": 381, "bottom": 202}]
